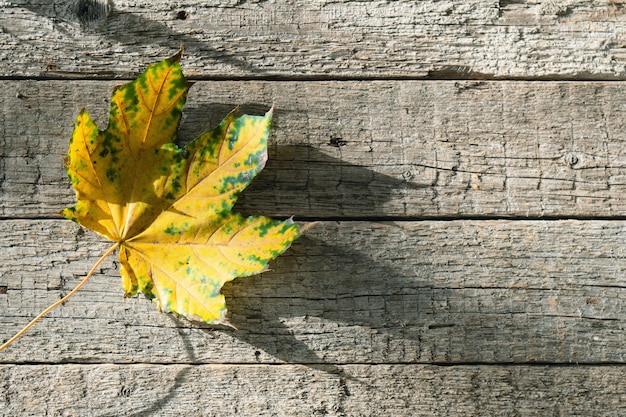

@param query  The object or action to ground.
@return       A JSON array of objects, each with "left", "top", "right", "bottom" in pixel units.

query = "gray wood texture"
[
  {"left": 2, "top": 364, "right": 625, "bottom": 417},
  {"left": 2, "top": 220, "right": 626, "bottom": 365},
  {"left": 4, "top": 80, "right": 626, "bottom": 219},
  {"left": 1, "top": 0, "right": 626, "bottom": 79},
  {"left": 2, "top": 0, "right": 626, "bottom": 415}
]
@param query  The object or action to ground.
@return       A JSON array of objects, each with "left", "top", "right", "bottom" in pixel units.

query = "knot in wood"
[
  {"left": 565, "top": 153, "right": 579, "bottom": 168},
  {"left": 118, "top": 386, "right": 132, "bottom": 398},
  {"left": 73, "top": 0, "right": 111, "bottom": 26}
]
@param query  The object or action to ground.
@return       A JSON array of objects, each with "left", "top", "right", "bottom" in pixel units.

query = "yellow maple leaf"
[{"left": 63, "top": 51, "right": 299, "bottom": 324}]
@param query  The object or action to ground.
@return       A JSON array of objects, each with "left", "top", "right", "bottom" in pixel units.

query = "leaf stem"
[{"left": 0, "top": 242, "right": 121, "bottom": 352}]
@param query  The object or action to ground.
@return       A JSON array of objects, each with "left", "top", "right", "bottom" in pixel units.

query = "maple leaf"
[{"left": 58, "top": 52, "right": 299, "bottom": 325}]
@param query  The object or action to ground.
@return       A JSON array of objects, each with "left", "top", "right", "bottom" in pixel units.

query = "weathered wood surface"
[
  {"left": 1, "top": 220, "right": 625, "bottom": 365},
  {"left": 2, "top": 364, "right": 625, "bottom": 417},
  {"left": 4, "top": 80, "right": 626, "bottom": 219},
  {"left": 1, "top": 1, "right": 626, "bottom": 79},
  {"left": 3, "top": 1, "right": 626, "bottom": 416}
]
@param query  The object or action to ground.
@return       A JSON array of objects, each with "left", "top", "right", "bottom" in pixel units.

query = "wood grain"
[
  {"left": 3, "top": 80, "right": 626, "bottom": 219},
  {"left": 1, "top": 220, "right": 625, "bottom": 365},
  {"left": 3, "top": 1, "right": 626, "bottom": 414},
  {"left": 1, "top": 1, "right": 626, "bottom": 79},
  {"left": 2, "top": 363, "right": 625, "bottom": 417}
]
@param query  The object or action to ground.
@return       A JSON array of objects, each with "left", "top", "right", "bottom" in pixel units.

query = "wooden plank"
[
  {"left": 1, "top": 363, "right": 625, "bottom": 416},
  {"left": 3, "top": 80, "right": 626, "bottom": 218},
  {"left": 7, "top": 2, "right": 626, "bottom": 415},
  {"left": 1, "top": 1, "right": 626, "bottom": 79},
  {"left": 1, "top": 219, "right": 625, "bottom": 364}
]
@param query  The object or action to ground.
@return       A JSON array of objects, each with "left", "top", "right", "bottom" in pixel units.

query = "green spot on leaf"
[{"left": 105, "top": 167, "right": 118, "bottom": 183}]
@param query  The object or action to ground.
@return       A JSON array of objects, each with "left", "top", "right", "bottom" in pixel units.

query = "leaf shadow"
[
  {"left": 222, "top": 231, "right": 424, "bottom": 365},
  {"left": 180, "top": 103, "right": 427, "bottom": 383},
  {"left": 237, "top": 143, "right": 424, "bottom": 218},
  {"left": 180, "top": 103, "right": 428, "bottom": 368}
]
